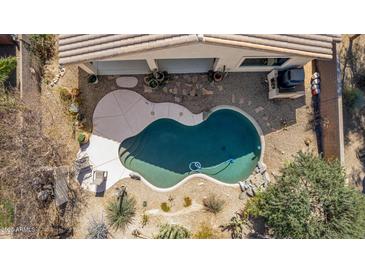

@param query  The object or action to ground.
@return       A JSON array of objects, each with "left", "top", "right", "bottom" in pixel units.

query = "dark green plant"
[
  {"left": 106, "top": 189, "right": 136, "bottom": 231},
  {"left": 220, "top": 211, "right": 251, "bottom": 239},
  {"left": 86, "top": 216, "right": 110, "bottom": 239},
  {"left": 248, "top": 152, "right": 365, "bottom": 239},
  {"left": 203, "top": 194, "right": 225, "bottom": 214},
  {"left": 0, "top": 56, "right": 17, "bottom": 85},
  {"left": 77, "top": 133, "right": 85, "bottom": 143},
  {"left": 155, "top": 223, "right": 191, "bottom": 239},
  {"left": 0, "top": 198, "right": 14, "bottom": 227},
  {"left": 160, "top": 202, "right": 171, "bottom": 212},
  {"left": 343, "top": 88, "right": 361, "bottom": 108},
  {"left": 29, "top": 34, "right": 56, "bottom": 65}
]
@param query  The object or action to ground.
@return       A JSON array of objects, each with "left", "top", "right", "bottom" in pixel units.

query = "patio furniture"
[
  {"left": 93, "top": 170, "right": 108, "bottom": 186},
  {"left": 267, "top": 69, "right": 305, "bottom": 99},
  {"left": 75, "top": 156, "right": 91, "bottom": 174}
]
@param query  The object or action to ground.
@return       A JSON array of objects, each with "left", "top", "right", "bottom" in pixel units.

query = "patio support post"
[
  {"left": 79, "top": 62, "right": 97, "bottom": 75},
  {"left": 146, "top": 58, "right": 158, "bottom": 71}
]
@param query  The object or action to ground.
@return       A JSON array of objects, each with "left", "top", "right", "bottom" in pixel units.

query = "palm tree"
[{"left": 106, "top": 186, "right": 136, "bottom": 231}]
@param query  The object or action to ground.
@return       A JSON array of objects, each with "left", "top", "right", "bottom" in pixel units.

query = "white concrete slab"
[
  {"left": 113, "top": 89, "right": 142, "bottom": 114},
  {"left": 96, "top": 158, "right": 129, "bottom": 190},
  {"left": 93, "top": 115, "right": 133, "bottom": 142},
  {"left": 93, "top": 92, "right": 123, "bottom": 118},
  {"left": 124, "top": 98, "right": 156, "bottom": 133},
  {"left": 153, "top": 102, "right": 170, "bottom": 120},
  {"left": 85, "top": 134, "right": 120, "bottom": 167}
]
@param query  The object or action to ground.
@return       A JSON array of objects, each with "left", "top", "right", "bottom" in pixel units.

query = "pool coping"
[{"left": 79, "top": 88, "right": 265, "bottom": 193}]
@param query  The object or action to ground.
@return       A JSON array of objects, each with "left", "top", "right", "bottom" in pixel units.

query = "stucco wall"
[{"left": 99, "top": 42, "right": 312, "bottom": 72}]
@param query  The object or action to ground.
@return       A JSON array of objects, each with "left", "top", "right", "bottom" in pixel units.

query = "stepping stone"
[
  {"left": 202, "top": 88, "right": 214, "bottom": 96},
  {"left": 255, "top": 106, "right": 264, "bottom": 113},
  {"left": 116, "top": 76, "right": 138, "bottom": 88}
]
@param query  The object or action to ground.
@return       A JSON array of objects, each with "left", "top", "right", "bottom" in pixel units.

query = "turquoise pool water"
[{"left": 119, "top": 109, "right": 262, "bottom": 189}]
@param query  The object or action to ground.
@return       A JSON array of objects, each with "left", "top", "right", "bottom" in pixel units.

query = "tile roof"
[{"left": 58, "top": 34, "right": 342, "bottom": 64}]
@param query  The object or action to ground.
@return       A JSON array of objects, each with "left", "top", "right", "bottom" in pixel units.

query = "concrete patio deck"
[{"left": 78, "top": 88, "right": 203, "bottom": 192}]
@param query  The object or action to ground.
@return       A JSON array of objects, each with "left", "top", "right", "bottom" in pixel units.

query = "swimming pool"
[{"left": 119, "top": 108, "right": 262, "bottom": 189}]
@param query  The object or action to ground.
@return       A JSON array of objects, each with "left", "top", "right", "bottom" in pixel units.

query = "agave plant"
[
  {"left": 203, "top": 194, "right": 225, "bottom": 214},
  {"left": 106, "top": 187, "right": 136, "bottom": 231},
  {"left": 155, "top": 223, "right": 191, "bottom": 239},
  {"left": 86, "top": 216, "right": 110, "bottom": 239}
]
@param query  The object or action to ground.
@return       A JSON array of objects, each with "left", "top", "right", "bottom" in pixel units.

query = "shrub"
[
  {"left": 203, "top": 194, "right": 225, "bottom": 214},
  {"left": 106, "top": 194, "right": 136, "bottom": 231},
  {"left": 220, "top": 211, "right": 250, "bottom": 239},
  {"left": 183, "top": 196, "right": 192, "bottom": 207},
  {"left": 86, "top": 217, "right": 110, "bottom": 239},
  {"left": 0, "top": 198, "right": 14, "bottom": 227},
  {"left": 249, "top": 152, "right": 365, "bottom": 239},
  {"left": 58, "top": 87, "right": 72, "bottom": 103},
  {"left": 0, "top": 56, "right": 17, "bottom": 85},
  {"left": 160, "top": 202, "right": 171, "bottom": 212},
  {"left": 343, "top": 88, "right": 361, "bottom": 109},
  {"left": 29, "top": 34, "right": 56, "bottom": 65},
  {"left": 155, "top": 223, "right": 191, "bottom": 239},
  {"left": 193, "top": 223, "right": 217, "bottom": 239},
  {"left": 141, "top": 213, "right": 149, "bottom": 228}
]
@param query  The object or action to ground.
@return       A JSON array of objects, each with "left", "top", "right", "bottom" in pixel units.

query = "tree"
[
  {"left": 248, "top": 152, "right": 365, "bottom": 239},
  {"left": 106, "top": 187, "right": 136, "bottom": 231},
  {"left": 155, "top": 224, "right": 191, "bottom": 239},
  {"left": 0, "top": 56, "right": 17, "bottom": 85}
]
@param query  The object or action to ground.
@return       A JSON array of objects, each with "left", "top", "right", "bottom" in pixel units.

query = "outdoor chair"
[
  {"left": 75, "top": 156, "right": 92, "bottom": 174},
  {"left": 93, "top": 170, "right": 108, "bottom": 186}
]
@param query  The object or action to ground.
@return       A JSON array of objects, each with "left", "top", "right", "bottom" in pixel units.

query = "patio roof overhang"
[{"left": 58, "top": 34, "right": 342, "bottom": 65}]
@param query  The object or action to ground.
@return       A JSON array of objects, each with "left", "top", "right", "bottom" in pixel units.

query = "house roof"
[{"left": 58, "top": 34, "right": 342, "bottom": 65}]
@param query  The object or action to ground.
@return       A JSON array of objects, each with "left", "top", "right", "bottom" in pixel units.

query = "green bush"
[
  {"left": 155, "top": 223, "right": 191, "bottom": 239},
  {"left": 193, "top": 223, "right": 217, "bottom": 239},
  {"left": 343, "top": 88, "right": 361, "bottom": 108},
  {"left": 0, "top": 198, "right": 14, "bottom": 227},
  {"left": 77, "top": 132, "right": 86, "bottom": 144},
  {"left": 203, "top": 194, "right": 225, "bottom": 214},
  {"left": 160, "top": 202, "right": 171, "bottom": 212},
  {"left": 29, "top": 34, "right": 56, "bottom": 65},
  {"left": 106, "top": 194, "right": 136, "bottom": 231},
  {"left": 248, "top": 152, "right": 365, "bottom": 239},
  {"left": 183, "top": 196, "right": 192, "bottom": 207},
  {"left": 58, "top": 87, "right": 72, "bottom": 103},
  {"left": 0, "top": 56, "right": 17, "bottom": 85}
]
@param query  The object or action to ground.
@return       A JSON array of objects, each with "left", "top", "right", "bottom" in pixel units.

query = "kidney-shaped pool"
[{"left": 119, "top": 108, "right": 262, "bottom": 189}]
